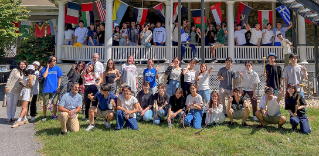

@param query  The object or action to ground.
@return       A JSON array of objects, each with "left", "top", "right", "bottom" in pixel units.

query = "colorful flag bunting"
[
  {"left": 276, "top": 5, "right": 291, "bottom": 25},
  {"left": 82, "top": 2, "right": 94, "bottom": 27},
  {"left": 113, "top": 0, "right": 128, "bottom": 25},
  {"left": 133, "top": 8, "right": 148, "bottom": 27},
  {"left": 210, "top": 2, "right": 223, "bottom": 25},
  {"left": 258, "top": 10, "right": 273, "bottom": 29},
  {"left": 35, "top": 22, "right": 45, "bottom": 37},
  {"left": 65, "top": 2, "right": 79, "bottom": 24},
  {"left": 173, "top": 3, "right": 187, "bottom": 22},
  {"left": 95, "top": 0, "right": 106, "bottom": 21},
  {"left": 191, "top": 9, "right": 206, "bottom": 30},
  {"left": 153, "top": 3, "right": 165, "bottom": 21},
  {"left": 237, "top": 2, "right": 252, "bottom": 26},
  {"left": 48, "top": 19, "right": 58, "bottom": 35},
  {"left": 20, "top": 21, "right": 31, "bottom": 37}
]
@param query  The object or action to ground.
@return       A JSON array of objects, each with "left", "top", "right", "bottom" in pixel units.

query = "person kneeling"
[
  {"left": 184, "top": 84, "right": 203, "bottom": 129},
  {"left": 86, "top": 83, "right": 117, "bottom": 131},
  {"left": 256, "top": 87, "right": 286, "bottom": 129},
  {"left": 227, "top": 88, "right": 250, "bottom": 127},
  {"left": 57, "top": 83, "right": 82, "bottom": 135},
  {"left": 116, "top": 85, "right": 139, "bottom": 130}
]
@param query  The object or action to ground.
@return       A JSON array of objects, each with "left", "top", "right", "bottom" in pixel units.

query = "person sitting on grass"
[
  {"left": 116, "top": 85, "right": 139, "bottom": 130},
  {"left": 226, "top": 87, "right": 250, "bottom": 127},
  {"left": 184, "top": 84, "right": 203, "bottom": 129},
  {"left": 85, "top": 83, "right": 117, "bottom": 131},
  {"left": 205, "top": 91, "right": 225, "bottom": 126},
  {"left": 136, "top": 81, "right": 154, "bottom": 122},
  {"left": 255, "top": 87, "right": 286, "bottom": 129},
  {"left": 153, "top": 83, "right": 170, "bottom": 125},
  {"left": 57, "top": 83, "right": 82, "bottom": 135},
  {"left": 167, "top": 88, "right": 185, "bottom": 124},
  {"left": 285, "top": 83, "right": 311, "bottom": 134}
]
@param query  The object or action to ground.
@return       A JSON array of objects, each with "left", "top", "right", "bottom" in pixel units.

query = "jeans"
[
  {"left": 28, "top": 95, "right": 38, "bottom": 117},
  {"left": 113, "top": 40, "right": 119, "bottom": 46},
  {"left": 119, "top": 38, "right": 127, "bottom": 46},
  {"left": 84, "top": 85, "right": 98, "bottom": 118},
  {"left": 88, "top": 39, "right": 98, "bottom": 46},
  {"left": 243, "top": 90, "right": 257, "bottom": 116},
  {"left": 290, "top": 114, "right": 311, "bottom": 134},
  {"left": 136, "top": 110, "right": 153, "bottom": 121},
  {"left": 154, "top": 42, "right": 164, "bottom": 46},
  {"left": 172, "top": 41, "right": 178, "bottom": 46},
  {"left": 297, "top": 92, "right": 305, "bottom": 98},
  {"left": 149, "top": 86, "right": 157, "bottom": 95},
  {"left": 116, "top": 110, "right": 138, "bottom": 130},
  {"left": 198, "top": 89, "right": 211, "bottom": 105},
  {"left": 169, "top": 111, "right": 184, "bottom": 123},
  {"left": 274, "top": 42, "right": 281, "bottom": 46},
  {"left": 263, "top": 43, "right": 273, "bottom": 46},
  {"left": 219, "top": 87, "right": 232, "bottom": 114},
  {"left": 181, "top": 42, "right": 186, "bottom": 60},
  {"left": 183, "top": 82, "right": 192, "bottom": 97},
  {"left": 184, "top": 109, "right": 202, "bottom": 129},
  {"left": 129, "top": 41, "right": 137, "bottom": 46},
  {"left": 6, "top": 92, "right": 19, "bottom": 119},
  {"left": 166, "top": 80, "right": 181, "bottom": 97},
  {"left": 189, "top": 44, "right": 197, "bottom": 58},
  {"left": 153, "top": 107, "right": 168, "bottom": 125}
]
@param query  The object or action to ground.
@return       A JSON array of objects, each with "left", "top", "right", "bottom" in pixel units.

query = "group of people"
[{"left": 4, "top": 51, "right": 311, "bottom": 135}]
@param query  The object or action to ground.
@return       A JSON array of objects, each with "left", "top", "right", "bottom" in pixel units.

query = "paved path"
[{"left": 0, "top": 84, "right": 41, "bottom": 156}]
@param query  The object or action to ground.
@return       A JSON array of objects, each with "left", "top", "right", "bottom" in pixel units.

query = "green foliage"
[
  {"left": 0, "top": 0, "right": 29, "bottom": 56},
  {"left": 16, "top": 36, "right": 55, "bottom": 66}
]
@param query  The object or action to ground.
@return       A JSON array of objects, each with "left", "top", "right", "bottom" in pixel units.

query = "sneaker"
[
  {"left": 193, "top": 57, "right": 199, "bottom": 62},
  {"left": 23, "top": 119, "right": 29, "bottom": 124},
  {"left": 256, "top": 124, "right": 265, "bottom": 129},
  {"left": 180, "top": 60, "right": 186, "bottom": 64},
  {"left": 30, "top": 117, "right": 35, "bottom": 122},
  {"left": 227, "top": 121, "right": 234, "bottom": 126},
  {"left": 42, "top": 118, "right": 46, "bottom": 122},
  {"left": 60, "top": 131, "right": 67, "bottom": 135},
  {"left": 85, "top": 124, "right": 95, "bottom": 131},
  {"left": 242, "top": 122, "right": 249, "bottom": 128},
  {"left": 212, "top": 58, "right": 217, "bottom": 63},
  {"left": 11, "top": 121, "right": 24, "bottom": 128},
  {"left": 104, "top": 121, "right": 111, "bottom": 128},
  {"left": 253, "top": 116, "right": 258, "bottom": 121},
  {"left": 52, "top": 117, "right": 57, "bottom": 120},
  {"left": 86, "top": 120, "right": 90, "bottom": 123}
]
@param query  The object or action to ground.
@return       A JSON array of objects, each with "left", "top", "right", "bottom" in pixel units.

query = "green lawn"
[{"left": 34, "top": 108, "right": 319, "bottom": 156}]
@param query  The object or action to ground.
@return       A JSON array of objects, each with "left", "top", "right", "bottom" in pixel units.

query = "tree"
[{"left": 0, "top": 0, "right": 29, "bottom": 56}]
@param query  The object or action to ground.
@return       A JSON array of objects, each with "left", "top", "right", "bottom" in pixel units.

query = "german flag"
[{"left": 35, "top": 22, "right": 45, "bottom": 37}]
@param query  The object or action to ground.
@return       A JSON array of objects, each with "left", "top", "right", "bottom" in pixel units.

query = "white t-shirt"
[
  {"left": 74, "top": 27, "right": 88, "bottom": 44},
  {"left": 274, "top": 30, "right": 281, "bottom": 42},
  {"left": 172, "top": 26, "right": 179, "bottom": 42},
  {"left": 197, "top": 71, "right": 210, "bottom": 91},
  {"left": 259, "top": 96, "right": 281, "bottom": 116},
  {"left": 33, "top": 71, "right": 40, "bottom": 95},
  {"left": 186, "top": 94, "right": 203, "bottom": 106},
  {"left": 262, "top": 29, "right": 274, "bottom": 44},
  {"left": 184, "top": 70, "right": 196, "bottom": 83},
  {"left": 64, "top": 29, "right": 74, "bottom": 40},
  {"left": 86, "top": 61, "right": 105, "bottom": 79},
  {"left": 249, "top": 28, "right": 262, "bottom": 45},
  {"left": 118, "top": 94, "right": 138, "bottom": 118},
  {"left": 280, "top": 38, "right": 292, "bottom": 54},
  {"left": 120, "top": 29, "right": 128, "bottom": 37},
  {"left": 234, "top": 29, "right": 247, "bottom": 46},
  {"left": 239, "top": 69, "right": 260, "bottom": 91},
  {"left": 283, "top": 65, "right": 307, "bottom": 92}
]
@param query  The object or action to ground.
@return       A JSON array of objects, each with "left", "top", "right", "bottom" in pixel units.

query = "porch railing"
[{"left": 61, "top": 45, "right": 315, "bottom": 62}]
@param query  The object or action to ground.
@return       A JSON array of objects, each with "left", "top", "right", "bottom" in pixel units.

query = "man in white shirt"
[
  {"left": 262, "top": 23, "right": 274, "bottom": 46},
  {"left": 74, "top": 20, "right": 88, "bottom": 45},
  {"left": 234, "top": 24, "right": 247, "bottom": 46},
  {"left": 272, "top": 21, "right": 292, "bottom": 46},
  {"left": 153, "top": 21, "right": 166, "bottom": 46},
  {"left": 86, "top": 53, "right": 105, "bottom": 79},
  {"left": 255, "top": 87, "right": 286, "bottom": 129},
  {"left": 247, "top": 23, "right": 262, "bottom": 47},
  {"left": 277, "top": 33, "right": 293, "bottom": 67}
]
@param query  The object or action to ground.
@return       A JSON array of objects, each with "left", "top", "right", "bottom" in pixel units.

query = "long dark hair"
[
  {"left": 105, "top": 59, "right": 115, "bottom": 72},
  {"left": 17, "top": 60, "right": 28, "bottom": 76},
  {"left": 114, "top": 26, "right": 119, "bottom": 33},
  {"left": 209, "top": 91, "right": 221, "bottom": 108},
  {"left": 85, "top": 63, "right": 95, "bottom": 77},
  {"left": 285, "top": 83, "right": 297, "bottom": 99},
  {"left": 76, "top": 61, "right": 85, "bottom": 73}
]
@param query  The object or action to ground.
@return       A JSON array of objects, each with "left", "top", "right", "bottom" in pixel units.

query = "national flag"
[
  {"left": 47, "top": 25, "right": 51, "bottom": 35},
  {"left": 153, "top": 3, "right": 165, "bottom": 21},
  {"left": 173, "top": 3, "right": 187, "bottom": 22},
  {"left": 20, "top": 21, "right": 31, "bottom": 37},
  {"left": 237, "top": 2, "right": 252, "bottom": 26},
  {"left": 35, "top": 22, "right": 45, "bottom": 37},
  {"left": 82, "top": 2, "right": 94, "bottom": 27},
  {"left": 113, "top": 0, "right": 129, "bottom": 25},
  {"left": 65, "top": 2, "right": 79, "bottom": 24},
  {"left": 133, "top": 8, "right": 148, "bottom": 27},
  {"left": 276, "top": 5, "right": 291, "bottom": 25},
  {"left": 95, "top": 0, "right": 106, "bottom": 21},
  {"left": 11, "top": 21, "right": 19, "bottom": 33},
  {"left": 48, "top": 19, "right": 58, "bottom": 35},
  {"left": 191, "top": 9, "right": 206, "bottom": 30},
  {"left": 210, "top": 2, "right": 222, "bottom": 25},
  {"left": 258, "top": 10, "right": 273, "bottom": 29}
]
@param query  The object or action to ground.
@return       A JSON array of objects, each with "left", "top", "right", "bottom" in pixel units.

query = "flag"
[
  {"left": 173, "top": 3, "right": 187, "bottom": 22},
  {"left": 65, "top": 2, "right": 79, "bottom": 24},
  {"left": 82, "top": 2, "right": 94, "bottom": 27},
  {"left": 191, "top": 9, "right": 206, "bottom": 30},
  {"left": 20, "top": 21, "right": 31, "bottom": 37},
  {"left": 153, "top": 3, "right": 165, "bottom": 21},
  {"left": 133, "top": 8, "right": 148, "bottom": 27},
  {"left": 47, "top": 25, "right": 51, "bottom": 35},
  {"left": 11, "top": 21, "right": 19, "bottom": 33},
  {"left": 210, "top": 2, "right": 222, "bottom": 25},
  {"left": 113, "top": 0, "right": 129, "bottom": 25},
  {"left": 48, "top": 19, "right": 58, "bottom": 35},
  {"left": 95, "top": 0, "right": 106, "bottom": 21},
  {"left": 237, "top": 2, "right": 252, "bottom": 26},
  {"left": 35, "top": 22, "right": 45, "bottom": 37},
  {"left": 258, "top": 10, "right": 273, "bottom": 29},
  {"left": 276, "top": 5, "right": 291, "bottom": 25}
]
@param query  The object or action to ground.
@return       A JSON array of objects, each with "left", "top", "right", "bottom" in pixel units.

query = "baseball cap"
[
  {"left": 26, "top": 65, "right": 35, "bottom": 70},
  {"left": 268, "top": 53, "right": 277, "bottom": 59},
  {"left": 33, "top": 61, "right": 40, "bottom": 67}
]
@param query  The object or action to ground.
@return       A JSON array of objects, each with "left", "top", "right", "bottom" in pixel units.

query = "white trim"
[{"left": 28, "top": 12, "right": 59, "bottom": 15}]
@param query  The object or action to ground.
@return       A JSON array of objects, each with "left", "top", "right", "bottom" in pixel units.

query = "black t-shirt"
[
  {"left": 167, "top": 95, "right": 185, "bottom": 112},
  {"left": 136, "top": 91, "right": 154, "bottom": 109},
  {"left": 245, "top": 30, "right": 251, "bottom": 44},
  {"left": 285, "top": 94, "right": 307, "bottom": 116},
  {"left": 207, "top": 30, "right": 216, "bottom": 43},
  {"left": 98, "top": 30, "right": 105, "bottom": 43},
  {"left": 266, "top": 64, "right": 282, "bottom": 90},
  {"left": 154, "top": 93, "right": 169, "bottom": 107},
  {"left": 231, "top": 96, "right": 246, "bottom": 111}
]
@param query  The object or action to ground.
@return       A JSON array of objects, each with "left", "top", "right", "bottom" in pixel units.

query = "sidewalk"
[{"left": 0, "top": 84, "right": 41, "bottom": 156}]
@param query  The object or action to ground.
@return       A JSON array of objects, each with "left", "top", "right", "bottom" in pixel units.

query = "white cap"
[
  {"left": 26, "top": 65, "right": 35, "bottom": 70},
  {"left": 33, "top": 61, "right": 40, "bottom": 67}
]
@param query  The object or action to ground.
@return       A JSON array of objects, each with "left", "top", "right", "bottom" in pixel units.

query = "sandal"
[{"left": 6, "top": 119, "right": 12, "bottom": 124}]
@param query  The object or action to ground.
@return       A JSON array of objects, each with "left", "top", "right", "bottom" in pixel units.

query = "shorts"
[
  {"left": 43, "top": 93, "right": 60, "bottom": 106},
  {"left": 263, "top": 114, "right": 282, "bottom": 124},
  {"left": 212, "top": 42, "right": 224, "bottom": 48},
  {"left": 20, "top": 88, "right": 32, "bottom": 102},
  {"left": 233, "top": 109, "right": 244, "bottom": 119},
  {"left": 97, "top": 108, "right": 114, "bottom": 118}
]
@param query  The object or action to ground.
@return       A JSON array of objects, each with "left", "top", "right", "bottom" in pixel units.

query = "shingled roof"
[{"left": 20, "top": 0, "right": 55, "bottom": 6}]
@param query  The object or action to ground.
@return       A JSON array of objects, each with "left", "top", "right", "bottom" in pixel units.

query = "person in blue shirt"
[
  {"left": 88, "top": 23, "right": 98, "bottom": 46},
  {"left": 40, "top": 56, "right": 63, "bottom": 121},
  {"left": 86, "top": 83, "right": 117, "bottom": 131},
  {"left": 57, "top": 83, "right": 82, "bottom": 135},
  {"left": 143, "top": 59, "right": 159, "bottom": 95}
]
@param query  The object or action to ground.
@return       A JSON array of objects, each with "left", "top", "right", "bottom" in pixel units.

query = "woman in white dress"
[{"left": 205, "top": 91, "right": 226, "bottom": 126}]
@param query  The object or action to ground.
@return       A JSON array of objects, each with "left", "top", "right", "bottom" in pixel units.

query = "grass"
[{"left": 34, "top": 107, "right": 319, "bottom": 156}]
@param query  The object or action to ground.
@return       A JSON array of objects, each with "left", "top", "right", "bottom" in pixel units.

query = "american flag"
[{"left": 95, "top": 0, "right": 106, "bottom": 21}]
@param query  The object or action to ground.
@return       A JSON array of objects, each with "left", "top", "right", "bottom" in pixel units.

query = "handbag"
[
  {"left": 2, "top": 92, "right": 7, "bottom": 107},
  {"left": 17, "top": 100, "right": 22, "bottom": 107}
]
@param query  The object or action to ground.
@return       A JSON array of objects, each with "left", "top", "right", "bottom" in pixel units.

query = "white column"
[
  {"left": 56, "top": 1, "right": 67, "bottom": 63},
  {"left": 272, "top": 2, "right": 276, "bottom": 24},
  {"left": 226, "top": 1, "right": 235, "bottom": 62},
  {"left": 298, "top": 15, "right": 308, "bottom": 63},
  {"left": 165, "top": 2, "right": 172, "bottom": 63},
  {"left": 205, "top": 2, "right": 210, "bottom": 20},
  {"left": 104, "top": 0, "right": 113, "bottom": 64},
  {"left": 187, "top": 3, "right": 191, "bottom": 28}
]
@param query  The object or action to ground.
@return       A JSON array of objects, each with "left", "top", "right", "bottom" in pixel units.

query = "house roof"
[{"left": 20, "top": 0, "right": 55, "bottom": 6}]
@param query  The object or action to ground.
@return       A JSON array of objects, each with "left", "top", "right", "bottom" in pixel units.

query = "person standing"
[
  {"left": 234, "top": 24, "right": 247, "bottom": 46},
  {"left": 67, "top": 61, "right": 85, "bottom": 92},
  {"left": 265, "top": 53, "right": 283, "bottom": 96},
  {"left": 277, "top": 33, "right": 293, "bottom": 67},
  {"left": 183, "top": 59, "right": 197, "bottom": 97},
  {"left": 246, "top": 23, "right": 262, "bottom": 47},
  {"left": 153, "top": 21, "right": 166, "bottom": 46},
  {"left": 120, "top": 56, "right": 138, "bottom": 96},
  {"left": 172, "top": 21, "right": 179, "bottom": 46},
  {"left": 272, "top": 21, "right": 293, "bottom": 46},
  {"left": 127, "top": 21, "right": 140, "bottom": 46},
  {"left": 102, "top": 59, "right": 120, "bottom": 94},
  {"left": 74, "top": 20, "right": 88, "bottom": 45},
  {"left": 140, "top": 24, "right": 153, "bottom": 47},
  {"left": 262, "top": 23, "right": 274, "bottom": 46},
  {"left": 119, "top": 23, "right": 128, "bottom": 46},
  {"left": 64, "top": 24, "right": 74, "bottom": 45},
  {"left": 28, "top": 61, "right": 42, "bottom": 122},
  {"left": 195, "top": 63, "right": 214, "bottom": 105},
  {"left": 87, "top": 53, "right": 105, "bottom": 80},
  {"left": 165, "top": 57, "right": 183, "bottom": 97},
  {"left": 97, "top": 23, "right": 105, "bottom": 46},
  {"left": 113, "top": 26, "right": 120, "bottom": 46},
  {"left": 143, "top": 59, "right": 159, "bottom": 94},
  {"left": 40, "top": 56, "right": 63, "bottom": 121},
  {"left": 88, "top": 23, "right": 98, "bottom": 46}
]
